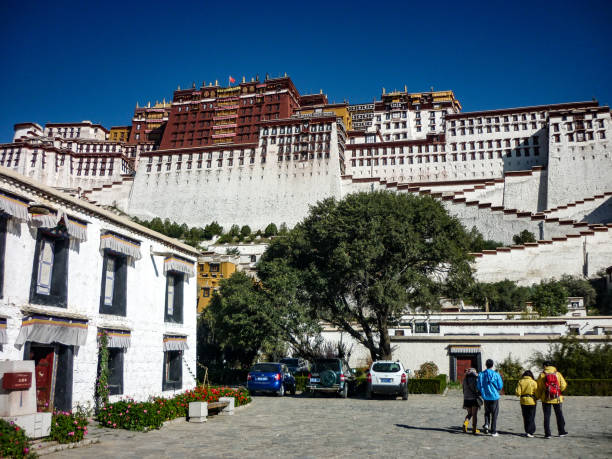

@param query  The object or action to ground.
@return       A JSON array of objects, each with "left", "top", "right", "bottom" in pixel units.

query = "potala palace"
[
  {"left": 2, "top": 75, "right": 611, "bottom": 288},
  {"left": 1, "top": 75, "right": 611, "bottom": 394}
]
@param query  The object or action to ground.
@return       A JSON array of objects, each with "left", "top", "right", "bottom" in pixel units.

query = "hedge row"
[
  {"left": 504, "top": 378, "right": 612, "bottom": 396},
  {"left": 295, "top": 375, "right": 448, "bottom": 394}
]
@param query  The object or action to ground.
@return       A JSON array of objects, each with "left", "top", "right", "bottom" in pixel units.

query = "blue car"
[{"left": 247, "top": 362, "right": 296, "bottom": 396}]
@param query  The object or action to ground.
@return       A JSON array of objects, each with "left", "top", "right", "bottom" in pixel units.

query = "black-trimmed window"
[
  {"left": 202, "top": 287, "right": 210, "bottom": 298},
  {"left": 429, "top": 323, "right": 440, "bottom": 333},
  {"left": 30, "top": 231, "right": 69, "bottom": 307},
  {"left": 162, "top": 350, "right": 182, "bottom": 391},
  {"left": 0, "top": 217, "right": 6, "bottom": 298},
  {"left": 99, "top": 251, "right": 127, "bottom": 316},
  {"left": 98, "top": 348, "right": 124, "bottom": 396},
  {"left": 414, "top": 323, "right": 427, "bottom": 333},
  {"left": 165, "top": 272, "right": 184, "bottom": 323}
]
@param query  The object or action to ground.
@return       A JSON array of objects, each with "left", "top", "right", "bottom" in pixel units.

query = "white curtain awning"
[
  {"left": 0, "top": 318, "right": 7, "bottom": 345},
  {"left": 100, "top": 231, "right": 142, "bottom": 260},
  {"left": 0, "top": 191, "right": 29, "bottom": 220},
  {"left": 449, "top": 345, "right": 481, "bottom": 355},
  {"left": 98, "top": 328, "right": 131, "bottom": 348},
  {"left": 30, "top": 210, "right": 88, "bottom": 242},
  {"left": 30, "top": 211, "right": 60, "bottom": 229},
  {"left": 15, "top": 314, "right": 88, "bottom": 348},
  {"left": 163, "top": 256, "right": 195, "bottom": 277},
  {"left": 64, "top": 215, "right": 88, "bottom": 242},
  {"left": 163, "top": 334, "right": 188, "bottom": 351}
]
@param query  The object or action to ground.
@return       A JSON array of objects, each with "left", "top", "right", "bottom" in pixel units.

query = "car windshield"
[
  {"left": 280, "top": 358, "right": 299, "bottom": 366},
  {"left": 313, "top": 360, "right": 340, "bottom": 372},
  {"left": 372, "top": 363, "right": 401, "bottom": 373},
  {"left": 251, "top": 363, "right": 280, "bottom": 372}
]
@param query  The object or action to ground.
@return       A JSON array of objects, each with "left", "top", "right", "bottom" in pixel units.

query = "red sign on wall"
[{"left": 2, "top": 372, "right": 32, "bottom": 390}]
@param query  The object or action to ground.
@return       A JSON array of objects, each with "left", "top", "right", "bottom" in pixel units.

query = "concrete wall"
[
  {"left": 0, "top": 175, "right": 198, "bottom": 408},
  {"left": 473, "top": 228, "right": 612, "bottom": 285}
]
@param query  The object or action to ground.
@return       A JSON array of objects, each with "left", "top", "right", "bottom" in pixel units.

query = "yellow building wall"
[
  {"left": 109, "top": 127, "right": 130, "bottom": 142},
  {"left": 299, "top": 106, "right": 352, "bottom": 131},
  {"left": 196, "top": 261, "right": 237, "bottom": 313}
]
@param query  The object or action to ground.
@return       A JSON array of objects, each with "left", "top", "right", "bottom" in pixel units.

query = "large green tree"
[{"left": 259, "top": 191, "right": 475, "bottom": 361}]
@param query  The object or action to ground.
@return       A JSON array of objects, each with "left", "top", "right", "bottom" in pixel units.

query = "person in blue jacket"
[{"left": 477, "top": 359, "right": 504, "bottom": 436}]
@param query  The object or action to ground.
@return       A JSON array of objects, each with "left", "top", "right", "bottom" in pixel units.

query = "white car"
[{"left": 366, "top": 360, "right": 409, "bottom": 400}]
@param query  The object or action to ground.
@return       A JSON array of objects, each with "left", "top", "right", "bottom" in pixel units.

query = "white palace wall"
[{"left": 128, "top": 124, "right": 344, "bottom": 230}]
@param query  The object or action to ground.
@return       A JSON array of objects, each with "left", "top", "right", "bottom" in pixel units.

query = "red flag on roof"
[{"left": 229, "top": 76, "right": 236, "bottom": 85}]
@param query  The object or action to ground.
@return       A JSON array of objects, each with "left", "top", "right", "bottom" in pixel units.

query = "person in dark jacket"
[
  {"left": 477, "top": 359, "right": 504, "bottom": 436},
  {"left": 462, "top": 368, "right": 481, "bottom": 434}
]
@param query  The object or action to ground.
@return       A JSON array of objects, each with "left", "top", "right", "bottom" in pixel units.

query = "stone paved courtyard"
[{"left": 51, "top": 391, "right": 612, "bottom": 458}]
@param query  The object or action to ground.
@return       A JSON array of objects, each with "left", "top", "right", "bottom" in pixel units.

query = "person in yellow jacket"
[
  {"left": 536, "top": 361, "right": 569, "bottom": 438},
  {"left": 515, "top": 370, "right": 538, "bottom": 437}
]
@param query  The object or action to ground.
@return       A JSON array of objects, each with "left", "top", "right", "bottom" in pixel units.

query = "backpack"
[{"left": 544, "top": 372, "right": 561, "bottom": 400}]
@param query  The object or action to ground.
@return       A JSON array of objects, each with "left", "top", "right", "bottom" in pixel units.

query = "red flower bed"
[{"left": 97, "top": 386, "right": 251, "bottom": 431}]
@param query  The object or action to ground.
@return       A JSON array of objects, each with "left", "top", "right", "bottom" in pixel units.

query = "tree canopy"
[
  {"left": 530, "top": 279, "right": 569, "bottom": 316},
  {"left": 259, "top": 191, "right": 475, "bottom": 360}
]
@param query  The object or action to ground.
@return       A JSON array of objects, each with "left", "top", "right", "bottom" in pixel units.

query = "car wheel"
[
  {"left": 250, "top": 390, "right": 257, "bottom": 396},
  {"left": 310, "top": 390, "right": 317, "bottom": 398},
  {"left": 341, "top": 384, "right": 348, "bottom": 398},
  {"left": 277, "top": 384, "right": 285, "bottom": 397},
  {"left": 402, "top": 388, "right": 408, "bottom": 400},
  {"left": 366, "top": 386, "right": 372, "bottom": 399}
]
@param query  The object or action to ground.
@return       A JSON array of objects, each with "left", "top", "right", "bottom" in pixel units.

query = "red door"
[
  {"left": 456, "top": 356, "right": 478, "bottom": 382},
  {"left": 30, "top": 346, "right": 55, "bottom": 412}
]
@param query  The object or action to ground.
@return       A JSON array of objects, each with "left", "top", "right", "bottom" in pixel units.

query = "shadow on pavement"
[
  {"left": 395, "top": 424, "right": 463, "bottom": 434},
  {"left": 396, "top": 424, "right": 527, "bottom": 438}
]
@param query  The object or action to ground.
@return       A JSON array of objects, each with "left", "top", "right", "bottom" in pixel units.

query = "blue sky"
[{"left": 1, "top": 0, "right": 611, "bottom": 142}]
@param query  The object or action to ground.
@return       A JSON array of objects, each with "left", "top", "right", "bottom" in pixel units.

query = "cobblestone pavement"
[{"left": 51, "top": 390, "right": 612, "bottom": 458}]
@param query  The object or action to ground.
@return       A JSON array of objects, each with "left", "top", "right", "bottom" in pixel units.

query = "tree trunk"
[{"left": 378, "top": 324, "right": 393, "bottom": 360}]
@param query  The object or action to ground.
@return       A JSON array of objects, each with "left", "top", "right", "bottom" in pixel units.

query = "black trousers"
[
  {"left": 542, "top": 403, "right": 566, "bottom": 436},
  {"left": 483, "top": 399, "right": 499, "bottom": 433},
  {"left": 520, "top": 404, "right": 536, "bottom": 435}
]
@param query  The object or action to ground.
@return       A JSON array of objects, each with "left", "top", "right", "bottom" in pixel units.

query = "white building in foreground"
[{"left": 0, "top": 166, "right": 198, "bottom": 412}]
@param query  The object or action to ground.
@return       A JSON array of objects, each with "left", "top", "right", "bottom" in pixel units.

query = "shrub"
[
  {"left": 0, "top": 419, "right": 35, "bottom": 458},
  {"left": 50, "top": 408, "right": 89, "bottom": 444},
  {"left": 414, "top": 361, "right": 439, "bottom": 379},
  {"left": 408, "top": 376, "right": 447, "bottom": 394},
  {"left": 497, "top": 355, "right": 525, "bottom": 380}
]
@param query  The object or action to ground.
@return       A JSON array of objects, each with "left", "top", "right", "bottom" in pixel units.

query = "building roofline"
[
  {"left": 45, "top": 122, "right": 110, "bottom": 133},
  {"left": 446, "top": 101, "right": 599, "bottom": 119},
  {"left": 0, "top": 166, "right": 199, "bottom": 258}
]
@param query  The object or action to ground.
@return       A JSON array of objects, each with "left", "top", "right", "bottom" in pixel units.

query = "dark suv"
[{"left": 307, "top": 358, "right": 356, "bottom": 398}]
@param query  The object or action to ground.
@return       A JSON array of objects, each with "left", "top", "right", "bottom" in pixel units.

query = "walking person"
[
  {"left": 477, "top": 359, "right": 503, "bottom": 437},
  {"left": 515, "top": 370, "right": 538, "bottom": 437},
  {"left": 462, "top": 368, "right": 481, "bottom": 435},
  {"left": 536, "top": 361, "right": 568, "bottom": 438}
]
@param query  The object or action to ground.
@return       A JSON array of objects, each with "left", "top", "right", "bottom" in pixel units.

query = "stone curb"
[{"left": 35, "top": 438, "right": 100, "bottom": 456}]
